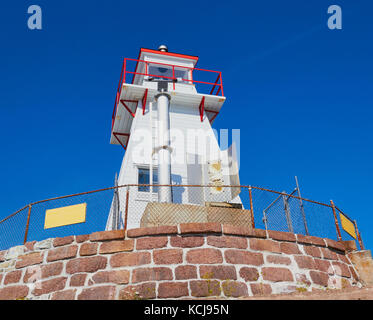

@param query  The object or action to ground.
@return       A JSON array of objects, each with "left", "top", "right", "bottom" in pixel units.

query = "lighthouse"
[{"left": 106, "top": 46, "right": 243, "bottom": 230}]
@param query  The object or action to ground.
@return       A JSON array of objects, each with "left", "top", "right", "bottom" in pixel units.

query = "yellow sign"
[
  {"left": 340, "top": 213, "right": 356, "bottom": 239},
  {"left": 44, "top": 203, "right": 87, "bottom": 229}
]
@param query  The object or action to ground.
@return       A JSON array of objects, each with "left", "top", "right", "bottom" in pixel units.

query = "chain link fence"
[
  {"left": 250, "top": 187, "right": 337, "bottom": 240},
  {"left": 0, "top": 206, "right": 29, "bottom": 250},
  {"left": 0, "top": 184, "right": 364, "bottom": 251}
]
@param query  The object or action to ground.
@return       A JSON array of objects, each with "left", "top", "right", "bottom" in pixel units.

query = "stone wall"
[{"left": 0, "top": 223, "right": 362, "bottom": 300}]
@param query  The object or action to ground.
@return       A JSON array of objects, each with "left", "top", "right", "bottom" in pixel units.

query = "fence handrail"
[
  {"left": 0, "top": 183, "right": 363, "bottom": 252},
  {"left": 249, "top": 185, "right": 333, "bottom": 208},
  {"left": 0, "top": 204, "right": 29, "bottom": 224},
  {"left": 335, "top": 205, "right": 354, "bottom": 222},
  {"left": 2, "top": 183, "right": 335, "bottom": 225}
]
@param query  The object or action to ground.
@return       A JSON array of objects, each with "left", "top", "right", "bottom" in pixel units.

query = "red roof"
[{"left": 138, "top": 48, "right": 199, "bottom": 62}]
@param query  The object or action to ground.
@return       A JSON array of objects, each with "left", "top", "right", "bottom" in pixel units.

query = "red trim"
[
  {"left": 210, "top": 114, "right": 218, "bottom": 122},
  {"left": 132, "top": 47, "right": 199, "bottom": 85},
  {"left": 132, "top": 54, "right": 141, "bottom": 85},
  {"left": 216, "top": 86, "right": 221, "bottom": 96},
  {"left": 209, "top": 74, "right": 221, "bottom": 95},
  {"left": 205, "top": 109, "right": 219, "bottom": 114},
  {"left": 130, "top": 58, "right": 194, "bottom": 70},
  {"left": 122, "top": 59, "right": 127, "bottom": 85},
  {"left": 120, "top": 99, "right": 138, "bottom": 118},
  {"left": 114, "top": 132, "right": 130, "bottom": 136},
  {"left": 199, "top": 97, "right": 205, "bottom": 122},
  {"left": 126, "top": 57, "right": 222, "bottom": 93},
  {"left": 112, "top": 92, "right": 118, "bottom": 129},
  {"left": 127, "top": 70, "right": 220, "bottom": 87},
  {"left": 111, "top": 55, "right": 224, "bottom": 140},
  {"left": 205, "top": 109, "right": 219, "bottom": 122},
  {"left": 140, "top": 48, "right": 199, "bottom": 61},
  {"left": 219, "top": 72, "right": 224, "bottom": 97},
  {"left": 142, "top": 88, "right": 148, "bottom": 115},
  {"left": 130, "top": 57, "right": 218, "bottom": 73},
  {"left": 113, "top": 132, "right": 130, "bottom": 151},
  {"left": 111, "top": 59, "right": 127, "bottom": 130}
]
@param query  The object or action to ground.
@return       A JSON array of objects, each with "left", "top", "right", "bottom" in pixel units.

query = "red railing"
[{"left": 111, "top": 57, "right": 224, "bottom": 130}]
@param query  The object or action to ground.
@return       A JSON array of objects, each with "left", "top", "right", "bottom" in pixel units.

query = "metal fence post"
[
  {"left": 123, "top": 186, "right": 130, "bottom": 231},
  {"left": 282, "top": 194, "right": 294, "bottom": 233},
  {"left": 330, "top": 200, "right": 342, "bottom": 241},
  {"left": 24, "top": 204, "right": 32, "bottom": 244},
  {"left": 295, "top": 176, "right": 309, "bottom": 235},
  {"left": 248, "top": 186, "right": 255, "bottom": 229},
  {"left": 354, "top": 220, "right": 364, "bottom": 250}
]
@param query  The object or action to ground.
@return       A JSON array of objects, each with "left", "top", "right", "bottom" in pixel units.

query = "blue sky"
[{"left": 0, "top": 1, "right": 372, "bottom": 249}]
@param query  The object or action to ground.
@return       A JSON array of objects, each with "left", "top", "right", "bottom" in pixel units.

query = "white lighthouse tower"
[{"left": 106, "top": 46, "right": 242, "bottom": 230}]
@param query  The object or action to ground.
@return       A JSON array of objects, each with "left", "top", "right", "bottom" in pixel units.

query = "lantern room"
[
  {"left": 132, "top": 47, "right": 199, "bottom": 93},
  {"left": 110, "top": 46, "right": 226, "bottom": 150}
]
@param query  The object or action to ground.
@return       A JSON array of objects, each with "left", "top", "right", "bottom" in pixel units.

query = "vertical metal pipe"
[
  {"left": 282, "top": 194, "right": 294, "bottom": 233},
  {"left": 123, "top": 187, "right": 130, "bottom": 231},
  {"left": 172, "top": 66, "right": 175, "bottom": 91},
  {"left": 262, "top": 211, "right": 268, "bottom": 231},
  {"left": 112, "top": 175, "right": 118, "bottom": 230},
  {"left": 248, "top": 186, "right": 255, "bottom": 229},
  {"left": 149, "top": 101, "right": 153, "bottom": 201},
  {"left": 156, "top": 93, "right": 172, "bottom": 203},
  {"left": 354, "top": 220, "right": 364, "bottom": 250},
  {"left": 122, "top": 58, "right": 127, "bottom": 84},
  {"left": 330, "top": 200, "right": 342, "bottom": 241},
  {"left": 295, "top": 176, "right": 309, "bottom": 235},
  {"left": 24, "top": 204, "right": 32, "bottom": 244}
]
